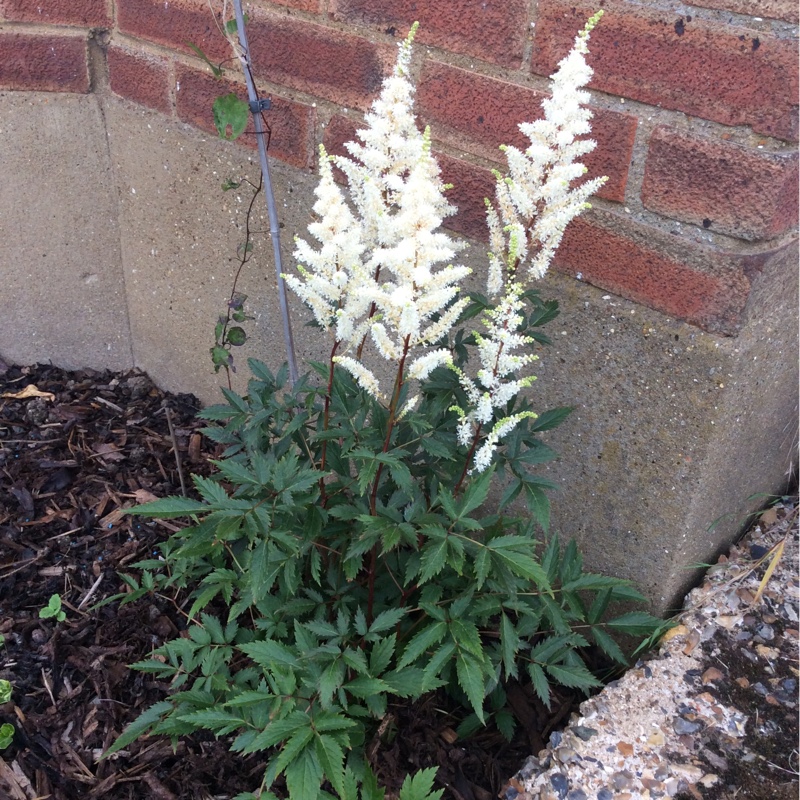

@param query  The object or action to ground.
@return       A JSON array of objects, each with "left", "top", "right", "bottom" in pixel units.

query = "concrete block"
[
  {"left": 102, "top": 97, "right": 331, "bottom": 404},
  {"left": 0, "top": 92, "right": 133, "bottom": 371},
  {"left": 519, "top": 244, "right": 798, "bottom": 610}
]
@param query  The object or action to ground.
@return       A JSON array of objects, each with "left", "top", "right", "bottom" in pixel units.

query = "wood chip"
[
  {"left": 133, "top": 489, "right": 160, "bottom": 504},
  {"left": 701, "top": 668, "right": 725, "bottom": 684},
  {"left": 439, "top": 727, "right": 459, "bottom": 744},
  {"left": 1, "top": 385, "right": 55, "bottom": 401},
  {"left": 0, "top": 759, "right": 27, "bottom": 800}
]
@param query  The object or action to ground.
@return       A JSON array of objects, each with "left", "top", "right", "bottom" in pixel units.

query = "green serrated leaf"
[
  {"left": 590, "top": 625, "right": 627, "bottom": 665},
  {"left": 273, "top": 724, "right": 315, "bottom": 776},
  {"left": 344, "top": 676, "right": 390, "bottom": 698},
  {"left": 177, "top": 709, "right": 244, "bottom": 735},
  {"left": 529, "top": 406, "right": 573, "bottom": 432},
  {"left": 456, "top": 652, "right": 486, "bottom": 724},
  {"left": 319, "top": 659, "right": 346, "bottom": 709},
  {"left": 473, "top": 547, "right": 490, "bottom": 590},
  {"left": 494, "top": 707, "right": 516, "bottom": 742},
  {"left": 399, "top": 767, "right": 443, "bottom": 800},
  {"left": 369, "top": 635, "right": 395, "bottom": 677},
  {"left": 383, "top": 668, "right": 430, "bottom": 699},
  {"left": 606, "top": 611, "right": 664, "bottom": 636},
  {"left": 448, "top": 619, "right": 483, "bottom": 660},
  {"left": 239, "top": 639, "right": 299, "bottom": 669},
  {"left": 459, "top": 467, "right": 493, "bottom": 516},
  {"left": 499, "top": 477, "right": 522, "bottom": 511},
  {"left": 127, "top": 496, "right": 207, "bottom": 518},
  {"left": 397, "top": 622, "right": 447, "bottom": 670},
  {"left": 315, "top": 733, "right": 346, "bottom": 797},
  {"left": 418, "top": 537, "right": 448, "bottom": 584},
  {"left": 283, "top": 739, "right": 323, "bottom": 798},
  {"left": 523, "top": 483, "right": 550, "bottom": 533},
  {"left": 527, "top": 662, "right": 551, "bottom": 709},
  {"left": 544, "top": 662, "right": 603, "bottom": 692},
  {"left": 499, "top": 613, "right": 519, "bottom": 679},
  {"left": 243, "top": 711, "right": 310, "bottom": 753},
  {"left": 369, "top": 607, "right": 405, "bottom": 635},
  {"left": 213, "top": 93, "right": 250, "bottom": 141},
  {"left": 103, "top": 701, "right": 174, "bottom": 757}
]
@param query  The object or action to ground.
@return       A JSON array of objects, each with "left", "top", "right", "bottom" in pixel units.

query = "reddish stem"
[
  {"left": 366, "top": 335, "right": 411, "bottom": 623},
  {"left": 356, "top": 263, "right": 383, "bottom": 360},
  {"left": 453, "top": 422, "right": 483, "bottom": 495},
  {"left": 318, "top": 339, "right": 340, "bottom": 508}
]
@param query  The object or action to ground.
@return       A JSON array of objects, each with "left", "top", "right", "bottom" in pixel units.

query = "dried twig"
[
  {"left": 163, "top": 406, "right": 187, "bottom": 497},
  {"left": 77, "top": 573, "right": 104, "bottom": 610}
]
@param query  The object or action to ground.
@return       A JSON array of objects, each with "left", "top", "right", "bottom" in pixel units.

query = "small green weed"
[
  {"left": 39, "top": 594, "right": 66, "bottom": 622},
  {"left": 0, "top": 723, "right": 13, "bottom": 750}
]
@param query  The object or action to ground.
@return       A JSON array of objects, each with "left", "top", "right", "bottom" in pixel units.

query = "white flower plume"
[
  {"left": 304, "top": 24, "right": 469, "bottom": 398},
  {"left": 363, "top": 130, "right": 470, "bottom": 378},
  {"left": 486, "top": 9, "right": 607, "bottom": 292},
  {"left": 453, "top": 282, "right": 538, "bottom": 472},
  {"left": 457, "top": 12, "right": 606, "bottom": 473},
  {"left": 286, "top": 144, "right": 365, "bottom": 336}
]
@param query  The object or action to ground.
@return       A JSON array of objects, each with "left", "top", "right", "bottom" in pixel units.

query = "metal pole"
[{"left": 232, "top": 0, "right": 299, "bottom": 386}]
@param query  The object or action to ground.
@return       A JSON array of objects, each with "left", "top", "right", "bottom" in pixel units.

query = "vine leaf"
[
  {"left": 214, "top": 93, "right": 250, "bottom": 140},
  {"left": 186, "top": 42, "right": 223, "bottom": 78}
]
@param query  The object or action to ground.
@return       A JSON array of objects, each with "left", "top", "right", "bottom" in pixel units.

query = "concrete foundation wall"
[{"left": 0, "top": 0, "right": 797, "bottom": 612}]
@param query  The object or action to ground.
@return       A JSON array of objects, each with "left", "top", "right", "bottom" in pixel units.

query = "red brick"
[
  {"left": 108, "top": 45, "right": 171, "bottom": 115},
  {"left": 0, "top": 0, "right": 111, "bottom": 26},
  {"left": 437, "top": 154, "right": 496, "bottom": 242},
  {"left": 247, "top": 13, "right": 389, "bottom": 111},
  {"left": 0, "top": 33, "right": 89, "bottom": 93},
  {"left": 118, "top": 0, "right": 230, "bottom": 63},
  {"left": 175, "top": 64, "right": 315, "bottom": 169},
  {"left": 321, "top": 112, "right": 362, "bottom": 180},
  {"left": 322, "top": 113, "right": 360, "bottom": 159},
  {"left": 325, "top": 113, "right": 755, "bottom": 332},
  {"left": 553, "top": 211, "right": 753, "bottom": 334},
  {"left": 331, "top": 0, "right": 528, "bottom": 68},
  {"left": 689, "top": 0, "right": 798, "bottom": 24},
  {"left": 532, "top": 0, "right": 799, "bottom": 142},
  {"left": 642, "top": 126, "right": 799, "bottom": 242},
  {"left": 417, "top": 61, "right": 635, "bottom": 204}
]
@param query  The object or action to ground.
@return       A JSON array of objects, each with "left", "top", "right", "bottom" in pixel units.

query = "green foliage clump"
[{"left": 106, "top": 320, "right": 659, "bottom": 797}]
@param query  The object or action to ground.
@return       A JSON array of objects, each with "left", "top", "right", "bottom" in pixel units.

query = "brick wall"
[{"left": 1, "top": 0, "right": 797, "bottom": 335}]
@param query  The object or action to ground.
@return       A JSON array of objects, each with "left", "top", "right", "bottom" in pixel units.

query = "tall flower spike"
[
  {"left": 486, "top": 9, "right": 607, "bottom": 293},
  {"left": 325, "top": 27, "right": 470, "bottom": 400},
  {"left": 286, "top": 145, "right": 365, "bottom": 338},
  {"left": 457, "top": 12, "right": 606, "bottom": 473},
  {"left": 454, "top": 281, "right": 539, "bottom": 472},
  {"left": 362, "top": 128, "right": 470, "bottom": 383}
]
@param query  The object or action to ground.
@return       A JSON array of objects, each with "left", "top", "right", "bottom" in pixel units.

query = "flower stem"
[
  {"left": 367, "top": 335, "right": 411, "bottom": 623},
  {"left": 318, "top": 339, "right": 340, "bottom": 508},
  {"left": 454, "top": 422, "right": 483, "bottom": 495}
]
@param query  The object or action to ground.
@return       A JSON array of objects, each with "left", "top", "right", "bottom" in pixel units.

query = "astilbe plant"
[{"left": 106, "top": 13, "right": 662, "bottom": 800}]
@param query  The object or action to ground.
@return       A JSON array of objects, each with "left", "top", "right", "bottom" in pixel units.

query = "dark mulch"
[{"left": 0, "top": 362, "right": 587, "bottom": 800}]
